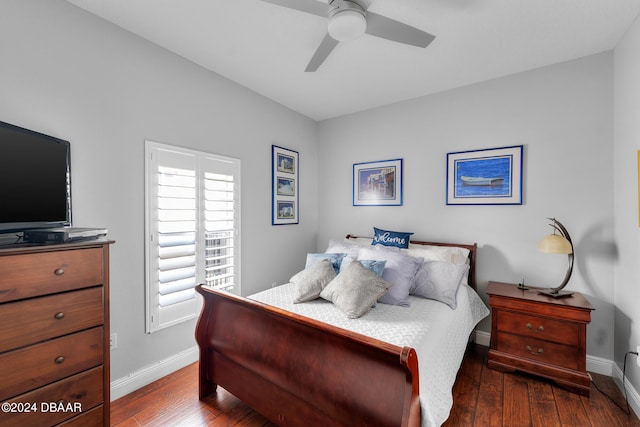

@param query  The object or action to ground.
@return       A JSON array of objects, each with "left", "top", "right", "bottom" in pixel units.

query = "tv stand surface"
[{"left": 0, "top": 234, "right": 109, "bottom": 249}]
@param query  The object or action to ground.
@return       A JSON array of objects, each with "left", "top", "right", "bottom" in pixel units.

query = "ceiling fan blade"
[
  {"left": 260, "top": 0, "right": 331, "bottom": 17},
  {"left": 305, "top": 34, "right": 339, "bottom": 72},
  {"left": 365, "top": 12, "right": 435, "bottom": 48}
]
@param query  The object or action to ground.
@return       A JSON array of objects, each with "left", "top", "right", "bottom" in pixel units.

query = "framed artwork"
[
  {"left": 272, "top": 145, "right": 299, "bottom": 225},
  {"left": 353, "top": 158, "right": 403, "bottom": 206},
  {"left": 446, "top": 145, "right": 523, "bottom": 205}
]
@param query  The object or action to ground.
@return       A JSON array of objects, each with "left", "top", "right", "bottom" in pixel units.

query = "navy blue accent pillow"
[{"left": 372, "top": 227, "right": 413, "bottom": 249}]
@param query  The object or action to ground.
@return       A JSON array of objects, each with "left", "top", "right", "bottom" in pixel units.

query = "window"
[{"left": 145, "top": 141, "right": 240, "bottom": 333}]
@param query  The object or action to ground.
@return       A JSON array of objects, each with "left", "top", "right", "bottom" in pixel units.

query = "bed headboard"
[{"left": 345, "top": 235, "right": 478, "bottom": 290}]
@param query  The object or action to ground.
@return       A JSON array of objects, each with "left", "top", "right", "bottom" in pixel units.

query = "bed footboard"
[{"left": 195, "top": 285, "right": 420, "bottom": 427}]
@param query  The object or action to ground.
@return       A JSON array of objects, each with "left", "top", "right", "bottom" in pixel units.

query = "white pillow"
[
  {"left": 357, "top": 245, "right": 423, "bottom": 307},
  {"left": 403, "top": 244, "right": 470, "bottom": 265},
  {"left": 326, "top": 239, "right": 361, "bottom": 259},
  {"left": 290, "top": 259, "right": 337, "bottom": 303},
  {"left": 320, "top": 261, "right": 391, "bottom": 319},
  {"left": 343, "top": 237, "right": 373, "bottom": 246},
  {"left": 410, "top": 261, "right": 469, "bottom": 309}
]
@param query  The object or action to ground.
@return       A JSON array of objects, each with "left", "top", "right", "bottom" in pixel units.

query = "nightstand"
[{"left": 487, "top": 281, "right": 594, "bottom": 396}]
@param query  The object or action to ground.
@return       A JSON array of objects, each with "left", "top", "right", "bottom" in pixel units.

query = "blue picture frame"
[
  {"left": 272, "top": 145, "right": 299, "bottom": 225},
  {"left": 353, "top": 158, "right": 403, "bottom": 206},
  {"left": 446, "top": 145, "right": 523, "bottom": 205}
]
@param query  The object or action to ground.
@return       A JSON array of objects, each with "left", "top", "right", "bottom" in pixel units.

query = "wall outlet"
[{"left": 110, "top": 333, "right": 117, "bottom": 351}]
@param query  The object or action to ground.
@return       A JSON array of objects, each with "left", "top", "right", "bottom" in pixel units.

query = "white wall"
[
  {"left": 317, "top": 53, "right": 615, "bottom": 360},
  {"left": 614, "top": 14, "right": 640, "bottom": 398},
  {"left": 0, "top": 0, "right": 318, "bottom": 383}
]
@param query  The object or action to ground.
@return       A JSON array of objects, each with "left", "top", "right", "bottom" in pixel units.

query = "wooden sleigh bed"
[{"left": 195, "top": 236, "right": 481, "bottom": 427}]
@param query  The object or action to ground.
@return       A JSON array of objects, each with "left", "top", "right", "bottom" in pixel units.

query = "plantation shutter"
[
  {"left": 202, "top": 157, "right": 237, "bottom": 291},
  {"left": 145, "top": 141, "right": 240, "bottom": 333}
]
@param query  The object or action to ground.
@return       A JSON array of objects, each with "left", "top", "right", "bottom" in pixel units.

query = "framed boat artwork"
[{"left": 446, "top": 145, "right": 523, "bottom": 205}]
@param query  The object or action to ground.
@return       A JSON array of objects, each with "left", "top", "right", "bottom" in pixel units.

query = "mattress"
[{"left": 250, "top": 282, "right": 489, "bottom": 427}]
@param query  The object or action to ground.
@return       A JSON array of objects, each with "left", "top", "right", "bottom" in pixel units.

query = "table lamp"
[{"left": 538, "top": 218, "right": 574, "bottom": 298}]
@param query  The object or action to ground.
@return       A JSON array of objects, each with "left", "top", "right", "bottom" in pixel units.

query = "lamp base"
[{"left": 538, "top": 289, "right": 574, "bottom": 298}]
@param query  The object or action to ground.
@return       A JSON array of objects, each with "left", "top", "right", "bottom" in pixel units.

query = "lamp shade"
[
  {"left": 537, "top": 218, "right": 574, "bottom": 298},
  {"left": 328, "top": 9, "right": 367, "bottom": 42},
  {"left": 538, "top": 234, "right": 573, "bottom": 254}
]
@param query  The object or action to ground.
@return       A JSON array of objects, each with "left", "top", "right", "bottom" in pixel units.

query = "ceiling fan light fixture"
[{"left": 328, "top": 8, "right": 366, "bottom": 42}]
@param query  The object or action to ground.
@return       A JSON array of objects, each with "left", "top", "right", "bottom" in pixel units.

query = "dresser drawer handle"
[
  {"left": 526, "top": 323, "right": 544, "bottom": 332},
  {"left": 54, "top": 268, "right": 65, "bottom": 276},
  {"left": 54, "top": 312, "right": 65, "bottom": 320},
  {"left": 54, "top": 356, "right": 65, "bottom": 364},
  {"left": 526, "top": 345, "right": 543, "bottom": 355}
]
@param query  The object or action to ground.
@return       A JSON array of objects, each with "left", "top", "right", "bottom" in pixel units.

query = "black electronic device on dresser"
[
  {"left": 0, "top": 120, "right": 72, "bottom": 235},
  {"left": 23, "top": 227, "right": 108, "bottom": 244},
  {"left": 0, "top": 119, "right": 109, "bottom": 247}
]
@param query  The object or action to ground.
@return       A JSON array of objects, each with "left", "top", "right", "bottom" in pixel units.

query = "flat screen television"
[{"left": 0, "top": 120, "right": 71, "bottom": 234}]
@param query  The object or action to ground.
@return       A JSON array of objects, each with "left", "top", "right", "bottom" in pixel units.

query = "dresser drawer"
[
  {"left": 497, "top": 310, "right": 579, "bottom": 346},
  {"left": 57, "top": 405, "right": 103, "bottom": 427},
  {"left": 496, "top": 332, "right": 579, "bottom": 370},
  {"left": 0, "top": 327, "right": 103, "bottom": 400},
  {"left": 0, "top": 247, "right": 104, "bottom": 303},
  {"left": 0, "top": 287, "right": 103, "bottom": 353},
  {"left": 0, "top": 366, "right": 103, "bottom": 427}
]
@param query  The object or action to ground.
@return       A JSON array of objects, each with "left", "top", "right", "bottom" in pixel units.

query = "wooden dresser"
[
  {"left": 487, "top": 281, "right": 594, "bottom": 396},
  {"left": 0, "top": 240, "right": 113, "bottom": 426}
]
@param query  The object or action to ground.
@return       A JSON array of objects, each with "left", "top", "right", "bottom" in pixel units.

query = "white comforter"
[{"left": 250, "top": 282, "right": 489, "bottom": 427}]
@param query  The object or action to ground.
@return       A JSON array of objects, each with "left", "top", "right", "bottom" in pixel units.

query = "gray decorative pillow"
[
  {"left": 410, "top": 261, "right": 470, "bottom": 309},
  {"left": 291, "top": 259, "right": 337, "bottom": 303},
  {"left": 319, "top": 261, "right": 392, "bottom": 319},
  {"left": 338, "top": 258, "right": 386, "bottom": 276}
]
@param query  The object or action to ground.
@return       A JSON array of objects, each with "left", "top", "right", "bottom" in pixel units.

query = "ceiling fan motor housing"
[{"left": 328, "top": 1, "right": 367, "bottom": 42}]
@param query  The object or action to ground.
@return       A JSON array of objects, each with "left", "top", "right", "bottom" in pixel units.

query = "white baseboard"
[
  {"left": 587, "top": 354, "right": 614, "bottom": 376},
  {"left": 474, "top": 330, "right": 491, "bottom": 347},
  {"left": 110, "top": 346, "right": 199, "bottom": 401},
  {"left": 612, "top": 360, "right": 640, "bottom": 418}
]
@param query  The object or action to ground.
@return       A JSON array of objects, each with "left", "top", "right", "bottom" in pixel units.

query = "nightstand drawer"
[
  {"left": 0, "top": 287, "right": 103, "bottom": 353},
  {"left": 496, "top": 332, "right": 579, "bottom": 370},
  {"left": 0, "top": 247, "right": 104, "bottom": 303},
  {"left": 0, "top": 327, "right": 103, "bottom": 400},
  {"left": 497, "top": 310, "right": 579, "bottom": 346}
]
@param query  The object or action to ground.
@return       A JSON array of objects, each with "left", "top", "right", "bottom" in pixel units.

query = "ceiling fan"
[{"left": 260, "top": 0, "right": 435, "bottom": 72}]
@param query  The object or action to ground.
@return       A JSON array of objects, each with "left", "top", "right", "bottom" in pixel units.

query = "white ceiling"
[{"left": 65, "top": 0, "right": 640, "bottom": 121}]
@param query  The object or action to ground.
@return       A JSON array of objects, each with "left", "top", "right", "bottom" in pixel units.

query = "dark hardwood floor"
[{"left": 111, "top": 344, "right": 640, "bottom": 426}]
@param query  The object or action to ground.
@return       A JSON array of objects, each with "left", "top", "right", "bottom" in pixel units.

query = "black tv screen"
[{"left": 0, "top": 120, "right": 71, "bottom": 233}]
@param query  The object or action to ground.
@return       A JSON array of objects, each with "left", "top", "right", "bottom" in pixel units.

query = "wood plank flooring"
[{"left": 111, "top": 344, "right": 640, "bottom": 426}]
